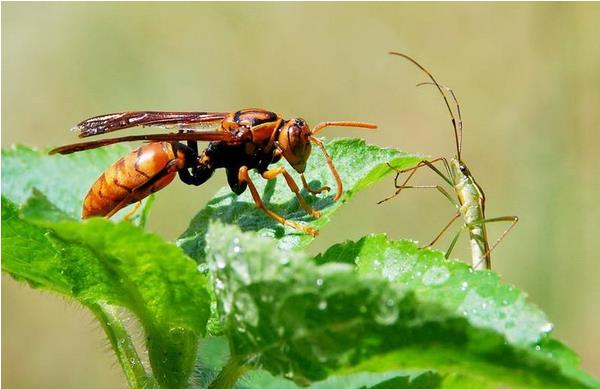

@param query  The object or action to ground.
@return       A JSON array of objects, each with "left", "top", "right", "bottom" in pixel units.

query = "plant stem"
[
  {"left": 209, "top": 355, "right": 246, "bottom": 389},
  {"left": 90, "top": 302, "right": 149, "bottom": 388}
]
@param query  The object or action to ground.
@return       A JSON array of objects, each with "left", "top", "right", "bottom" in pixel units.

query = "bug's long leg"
[
  {"left": 467, "top": 216, "right": 519, "bottom": 269},
  {"left": 378, "top": 157, "right": 451, "bottom": 204},
  {"left": 309, "top": 136, "right": 344, "bottom": 201},
  {"left": 301, "top": 174, "right": 330, "bottom": 195},
  {"left": 261, "top": 167, "right": 321, "bottom": 218},
  {"left": 426, "top": 211, "right": 462, "bottom": 248},
  {"left": 238, "top": 166, "right": 318, "bottom": 237},
  {"left": 384, "top": 185, "right": 458, "bottom": 207},
  {"left": 445, "top": 228, "right": 463, "bottom": 259}
]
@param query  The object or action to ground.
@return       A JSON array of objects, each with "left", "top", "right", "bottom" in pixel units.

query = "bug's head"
[
  {"left": 449, "top": 157, "right": 471, "bottom": 183},
  {"left": 278, "top": 118, "right": 312, "bottom": 173}
]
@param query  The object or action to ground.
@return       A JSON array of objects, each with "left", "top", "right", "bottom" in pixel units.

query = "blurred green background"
[{"left": 2, "top": 3, "right": 599, "bottom": 387}]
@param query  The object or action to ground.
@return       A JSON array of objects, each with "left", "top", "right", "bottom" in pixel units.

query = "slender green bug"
[{"left": 380, "top": 52, "right": 518, "bottom": 270}]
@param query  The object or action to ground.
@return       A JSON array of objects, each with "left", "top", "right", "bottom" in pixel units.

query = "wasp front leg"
[
  {"left": 261, "top": 166, "right": 321, "bottom": 218},
  {"left": 300, "top": 174, "right": 330, "bottom": 195},
  {"left": 238, "top": 166, "right": 318, "bottom": 236}
]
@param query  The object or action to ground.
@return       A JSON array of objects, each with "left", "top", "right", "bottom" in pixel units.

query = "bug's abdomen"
[{"left": 82, "top": 142, "right": 179, "bottom": 218}]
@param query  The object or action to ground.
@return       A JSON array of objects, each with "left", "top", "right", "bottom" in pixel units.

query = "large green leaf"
[
  {"left": 177, "top": 138, "right": 422, "bottom": 261},
  {"left": 2, "top": 196, "right": 210, "bottom": 388},
  {"left": 315, "top": 235, "right": 551, "bottom": 346},
  {"left": 1, "top": 144, "right": 152, "bottom": 225},
  {"left": 203, "top": 223, "right": 599, "bottom": 389},
  {"left": 191, "top": 335, "right": 444, "bottom": 389}
]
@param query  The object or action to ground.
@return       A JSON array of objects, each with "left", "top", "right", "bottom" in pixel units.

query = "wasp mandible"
[{"left": 50, "top": 108, "right": 376, "bottom": 236}]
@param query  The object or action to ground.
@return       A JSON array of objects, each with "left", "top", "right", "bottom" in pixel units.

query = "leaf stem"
[
  {"left": 209, "top": 355, "right": 247, "bottom": 389},
  {"left": 90, "top": 302, "right": 150, "bottom": 388}
]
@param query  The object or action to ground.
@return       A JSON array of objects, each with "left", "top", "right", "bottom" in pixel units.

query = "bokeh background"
[{"left": 3, "top": 3, "right": 599, "bottom": 387}]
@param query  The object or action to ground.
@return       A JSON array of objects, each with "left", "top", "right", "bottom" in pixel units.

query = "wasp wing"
[
  {"left": 73, "top": 111, "right": 229, "bottom": 138},
  {"left": 49, "top": 131, "right": 236, "bottom": 155}
]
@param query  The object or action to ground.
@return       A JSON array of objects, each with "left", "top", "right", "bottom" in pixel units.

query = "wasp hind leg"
[
  {"left": 122, "top": 201, "right": 142, "bottom": 221},
  {"left": 238, "top": 166, "right": 318, "bottom": 236}
]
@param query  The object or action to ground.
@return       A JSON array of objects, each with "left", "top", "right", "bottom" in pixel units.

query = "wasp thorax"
[{"left": 278, "top": 118, "right": 312, "bottom": 173}]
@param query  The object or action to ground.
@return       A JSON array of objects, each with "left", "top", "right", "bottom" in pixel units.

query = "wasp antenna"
[
  {"left": 416, "top": 81, "right": 463, "bottom": 156},
  {"left": 311, "top": 121, "right": 376, "bottom": 135},
  {"left": 390, "top": 52, "right": 462, "bottom": 159}
]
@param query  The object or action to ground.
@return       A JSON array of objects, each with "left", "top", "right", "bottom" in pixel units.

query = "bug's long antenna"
[
  {"left": 390, "top": 52, "right": 462, "bottom": 159},
  {"left": 417, "top": 82, "right": 463, "bottom": 158}
]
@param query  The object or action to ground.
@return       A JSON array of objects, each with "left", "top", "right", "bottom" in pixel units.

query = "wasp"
[
  {"left": 379, "top": 53, "right": 518, "bottom": 270},
  {"left": 50, "top": 108, "right": 376, "bottom": 236}
]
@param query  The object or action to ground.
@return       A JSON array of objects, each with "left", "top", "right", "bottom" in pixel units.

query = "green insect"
[{"left": 380, "top": 52, "right": 518, "bottom": 270}]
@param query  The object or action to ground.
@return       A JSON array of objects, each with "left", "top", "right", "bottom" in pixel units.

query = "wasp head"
[{"left": 277, "top": 118, "right": 312, "bottom": 173}]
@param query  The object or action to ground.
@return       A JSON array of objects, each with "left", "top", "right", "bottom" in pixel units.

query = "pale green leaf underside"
[
  {"left": 203, "top": 223, "right": 598, "bottom": 389},
  {"left": 178, "top": 138, "right": 423, "bottom": 261}
]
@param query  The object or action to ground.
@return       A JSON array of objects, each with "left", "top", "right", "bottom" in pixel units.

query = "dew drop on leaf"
[{"left": 422, "top": 266, "right": 450, "bottom": 286}]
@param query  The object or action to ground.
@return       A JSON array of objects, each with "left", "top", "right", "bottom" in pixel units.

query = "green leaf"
[
  {"left": 177, "top": 138, "right": 422, "bottom": 261},
  {"left": 1, "top": 144, "right": 152, "bottom": 225},
  {"left": 315, "top": 234, "right": 551, "bottom": 346},
  {"left": 191, "top": 336, "right": 445, "bottom": 389},
  {"left": 2, "top": 196, "right": 211, "bottom": 388},
  {"left": 237, "top": 369, "right": 442, "bottom": 389},
  {"left": 203, "top": 223, "right": 599, "bottom": 389}
]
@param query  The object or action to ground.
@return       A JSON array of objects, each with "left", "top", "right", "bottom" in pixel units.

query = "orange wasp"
[{"left": 50, "top": 108, "right": 376, "bottom": 236}]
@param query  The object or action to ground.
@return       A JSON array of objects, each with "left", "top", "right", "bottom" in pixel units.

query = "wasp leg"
[
  {"left": 378, "top": 157, "right": 451, "bottom": 204},
  {"left": 105, "top": 160, "right": 178, "bottom": 219},
  {"left": 122, "top": 201, "right": 142, "bottom": 221},
  {"left": 262, "top": 167, "right": 321, "bottom": 218},
  {"left": 466, "top": 216, "right": 519, "bottom": 269},
  {"left": 300, "top": 173, "right": 330, "bottom": 195},
  {"left": 238, "top": 166, "right": 318, "bottom": 236}
]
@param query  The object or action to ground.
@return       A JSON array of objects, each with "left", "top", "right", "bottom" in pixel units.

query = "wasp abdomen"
[{"left": 82, "top": 142, "right": 180, "bottom": 218}]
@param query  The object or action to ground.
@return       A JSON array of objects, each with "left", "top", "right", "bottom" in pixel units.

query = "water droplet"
[
  {"left": 318, "top": 301, "right": 328, "bottom": 310},
  {"left": 540, "top": 322, "right": 553, "bottom": 333},
  {"left": 232, "top": 258, "right": 251, "bottom": 284},
  {"left": 422, "top": 266, "right": 450, "bottom": 286},
  {"left": 235, "top": 294, "right": 259, "bottom": 327},
  {"left": 279, "top": 256, "right": 290, "bottom": 265},
  {"left": 215, "top": 278, "right": 225, "bottom": 290},
  {"left": 535, "top": 345, "right": 541, "bottom": 351},
  {"left": 316, "top": 278, "right": 324, "bottom": 287},
  {"left": 215, "top": 254, "right": 227, "bottom": 269},
  {"left": 460, "top": 281, "right": 469, "bottom": 291},
  {"left": 197, "top": 263, "right": 209, "bottom": 273},
  {"left": 374, "top": 294, "right": 398, "bottom": 325}
]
